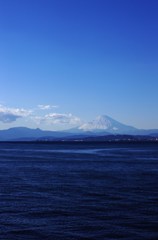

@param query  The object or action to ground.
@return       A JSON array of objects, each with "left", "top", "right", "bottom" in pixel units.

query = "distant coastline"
[{"left": 1, "top": 135, "right": 158, "bottom": 144}]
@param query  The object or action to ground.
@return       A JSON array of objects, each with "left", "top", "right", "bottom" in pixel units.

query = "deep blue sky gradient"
[{"left": 0, "top": 0, "right": 158, "bottom": 129}]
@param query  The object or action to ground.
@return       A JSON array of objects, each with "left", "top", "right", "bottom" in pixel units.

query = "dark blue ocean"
[{"left": 0, "top": 142, "right": 158, "bottom": 240}]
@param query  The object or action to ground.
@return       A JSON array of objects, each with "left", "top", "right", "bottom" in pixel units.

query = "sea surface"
[{"left": 0, "top": 142, "right": 158, "bottom": 240}]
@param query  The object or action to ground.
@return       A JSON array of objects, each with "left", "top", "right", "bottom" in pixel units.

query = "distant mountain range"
[{"left": 0, "top": 115, "right": 158, "bottom": 141}]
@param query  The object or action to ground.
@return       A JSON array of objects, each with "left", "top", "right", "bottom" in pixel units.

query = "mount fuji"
[
  {"left": 67, "top": 115, "right": 158, "bottom": 136},
  {"left": 78, "top": 115, "right": 137, "bottom": 134},
  {"left": 68, "top": 115, "right": 138, "bottom": 135}
]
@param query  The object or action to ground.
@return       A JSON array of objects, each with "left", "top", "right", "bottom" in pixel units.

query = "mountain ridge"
[{"left": 0, "top": 115, "right": 158, "bottom": 141}]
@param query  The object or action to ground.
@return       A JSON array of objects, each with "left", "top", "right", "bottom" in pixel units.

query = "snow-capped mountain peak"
[
  {"left": 78, "top": 115, "right": 136, "bottom": 134},
  {"left": 79, "top": 115, "right": 112, "bottom": 131}
]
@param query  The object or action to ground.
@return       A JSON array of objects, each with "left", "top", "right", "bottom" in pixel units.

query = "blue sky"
[{"left": 0, "top": 0, "right": 158, "bottom": 130}]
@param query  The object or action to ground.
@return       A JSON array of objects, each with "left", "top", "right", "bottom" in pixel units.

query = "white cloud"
[
  {"left": 0, "top": 104, "right": 81, "bottom": 128},
  {"left": 0, "top": 105, "right": 32, "bottom": 123},
  {"left": 0, "top": 112, "right": 21, "bottom": 123},
  {"left": 33, "top": 113, "right": 81, "bottom": 125},
  {"left": 38, "top": 104, "right": 58, "bottom": 110}
]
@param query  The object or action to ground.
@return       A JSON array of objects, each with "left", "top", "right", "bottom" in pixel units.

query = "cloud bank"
[
  {"left": 0, "top": 104, "right": 81, "bottom": 128},
  {"left": 0, "top": 105, "right": 31, "bottom": 123},
  {"left": 34, "top": 113, "right": 81, "bottom": 125}
]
